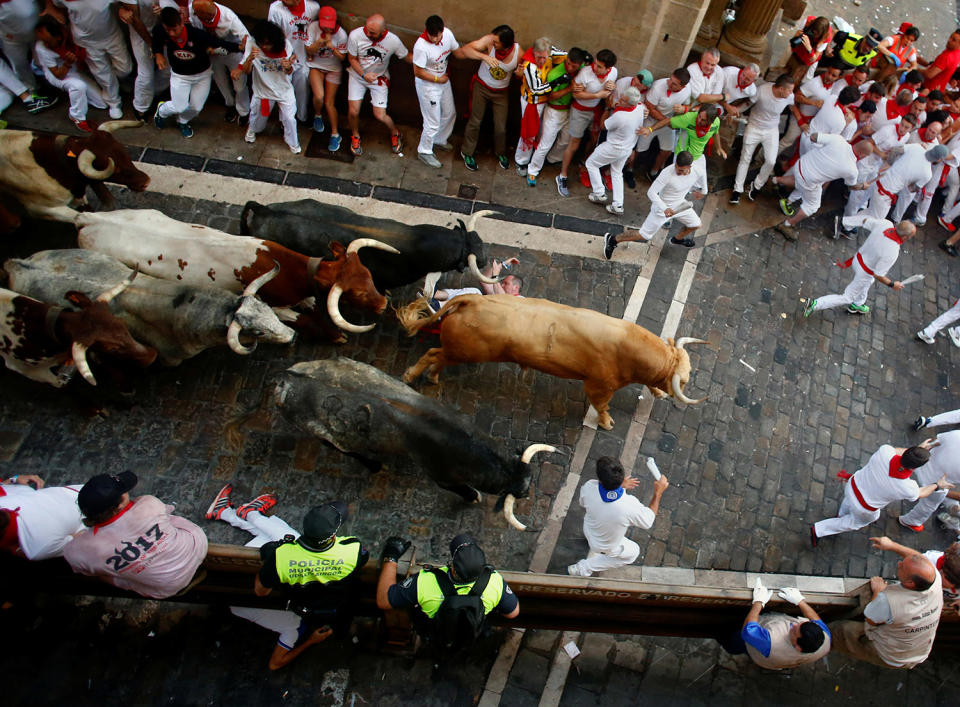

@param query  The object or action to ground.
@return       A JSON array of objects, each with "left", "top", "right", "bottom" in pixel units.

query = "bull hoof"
[
  {"left": 401, "top": 369, "right": 416, "bottom": 383},
  {"left": 598, "top": 414, "right": 614, "bottom": 430},
  {"left": 427, "top": 373, "right": 440, "bottom": 385}
]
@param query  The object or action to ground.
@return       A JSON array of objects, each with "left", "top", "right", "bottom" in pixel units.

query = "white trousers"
[
  {"left": 159, "top": 70, "right": 212, "bottom": 124},
  {"left": 527, "top": 105, "right": 569, "bottom": 177},
  {"left": 211, "top": 51, "right": 249, "bottom": 116},
  {"left": 638, "top": 202, "right": 701, "bottom": 239},
  {"left": 862, "top": 183, "right": 894, "bottom": 220},
  {"left": 0, "top": 31, "right": 36, "bottom": 90},
  {"left": 929, "top": 406, "right": 960, "bottom": 428},
  {"left": 571, "top": 538, "right": 640, "bottom": 577},
  {"left": 814, "top": 481, "right": 881, "bottom": 538},
  {"left": 128, "top": 27, "right": 168, "bottom": 113},
  {"left": 514, "top": 98, "right": 545, "bottom": 166},
  {"left": 291, "top": 63, "right": 309, "bottom": 122},
  {"left": 0, "top": 54, "right": 27, "bottom": 103},
  {"left": 787, "top": 164, "right": 823, "bottom": 215},
  {"left": 78, "top": 28, "right": 133, "bottom": 109},
  {"left": 916, "top": 167, "right": 960, "bottom": 223},
  {"left": 46, "top": 69, "right": 106, "bottom": 121},
  {"left": 812, "top": 257, "right": 874, "bottom": 310},
  {"left": 249, "top": 96, "right": 300, "bottom": 149},
  {"left": 416, "top": 79, "right": 455, "bottom": 155},
  {"left": 734, "top": 125, "right": 778, "bottom": 193},
  {"left": 944, "top": 189, "right": 960, "bottom": 222},
  {"left": 920, "top": 299, "right": 960, "bottom": 340},
  {"left": 586, "top": 142, "right": 630, "bottom": 207},
  {"left": 844, "top": 162, "right": 879, "bottom": 216}
]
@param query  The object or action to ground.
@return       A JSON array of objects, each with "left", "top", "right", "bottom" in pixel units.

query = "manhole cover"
[{"left": 457, "top": 184, "right": 478, "bottom": 199}]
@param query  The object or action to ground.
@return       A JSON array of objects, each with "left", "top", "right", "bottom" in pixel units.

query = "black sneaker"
[
  {"left": 224, "top": 106, "right": 239, "bottom": 122},
  {"left": 913, "top": 416, "right": 931, "bottom": 431},
  {"left": 461, "top": 151, "right": 478, "bottom": 171},
  {"left": 603, "top": 232, "right": 618, "bottom": 260},
  {"left": 646, "top": 168, "right": 659, "bottom": 182},
  {"left": 670, "top": 236, "right": 695, "bottom": 248},
  {"left": 940, "top": 240, "right": 960, "bottom": 257},
  {"left": 623, "top": 169, "right": 636, "bottom": 189},
  {"left": 729, "top": 191, "right": 741, "bottom": 204}
]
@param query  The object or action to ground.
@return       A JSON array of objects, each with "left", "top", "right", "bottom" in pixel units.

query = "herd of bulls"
[{"left": 0, "top": 124, "right": 709, "bottom": 530}]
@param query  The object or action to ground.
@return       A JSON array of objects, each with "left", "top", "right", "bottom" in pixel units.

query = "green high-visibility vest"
[
  {"left": 275, "top": 536, "right": 361, "bottom": 586},
  {"left": 415, "top": 566, "right": 505, "bottom": 618},
  {"left": 838, "top": 35, "right": 877, "bottom": 68}
]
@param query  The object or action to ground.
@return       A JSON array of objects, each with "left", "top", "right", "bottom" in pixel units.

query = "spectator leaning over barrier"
[{"left": 0, "top": 474, "right": 84, "bottom": 560}]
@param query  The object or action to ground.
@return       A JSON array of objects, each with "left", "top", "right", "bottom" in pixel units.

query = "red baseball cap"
[{"left": 318, "top": 6, "right": 337, "bottom": 31}]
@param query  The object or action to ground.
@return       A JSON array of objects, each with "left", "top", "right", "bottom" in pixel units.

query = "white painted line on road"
[
  {"left": 538, "top": 631, "right": 581, "bottom": 707},
  {"left": 478, "top": 629, "right": 526, "bottom": 707}
]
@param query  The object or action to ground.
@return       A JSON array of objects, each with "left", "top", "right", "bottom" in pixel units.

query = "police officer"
[
  {"left": 375, "top": 533, "right": 519, "bottom": 641},
  {"left": 833, "top": 27, "right": 882, "bottom": 71},
  {"left": 255, "top": 501, "right": 368, "bottom": 637}
]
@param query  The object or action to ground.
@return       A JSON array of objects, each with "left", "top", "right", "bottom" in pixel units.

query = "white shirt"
[
  {"left": 0, "top": 483, "right": 84, "bottom": 560},
  {"left": 840, "top": 216, "right": 901, "bottom": 276},
  {"left": 747, "top": 83, "right": 794, "bottom": 132},
  {"left": 878, "top": 143, "right": 932, "bottom": 194},
  {"left": 686, "top": 60, "right": 724, "bottom": 103},
  {"left": 52, "top": 0, "right": 134, "bottom": 45},
  {"left": 476, "top": 42, "right": 518, "bottom": 89},
  {"left": 346, "top": 26, "right": 408, "bottom": 80},
  {"left": 574, "top": 63, "right": 618, "bottom": 108},
  {"left": 304, "top": 22, "right": 346, "bottom": 71},
  {"left": 871, "top": 97, "right": 902, "bottom": 132},
  {"left": 644, "top": 77, "right": 691, "bottom": 125},
  {"left": 34, "top": 40, "right": 83, "bottom": 82},
  {"left": 647, "top": 164, "right": 706, "bottom": 213},
  {"left": 412, "top": 26, "right": 458, "bottom": 82},
  {"left": 851, "top": 444, "right": 921, "bottom": 509},
  {"left": 189, "top": 2, "right": 249, "bottom": 46},
  {"left": 267, "top": 0, "right": 318, "bottom": 62},
  {"left": 243, "top": 39, "right": 296, "bottom": 101},
  {"left": 579, "top": 480, "right": 654, "bottom": 552},
  {"left": 721, "top": 65, "right": 757, "bottom": 103},
  {"left": 602, "top": 105, "right": 647, "bottom": 152},
  {"left": 798, "top": 75, "right": 843, "bottom": 117},
  {"left": 809, "top": 101, "right": 855, "bottom": 140},
  {"left": 0, "top": 0, "right": 39, "bottom": 38},
  {"left": 797, "top": 133, "right": 858, "bottom": 186}
]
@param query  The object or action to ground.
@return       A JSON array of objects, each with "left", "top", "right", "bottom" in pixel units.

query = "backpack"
[{"left": 427, "top": 566, "right": 492, "bottom": 653}]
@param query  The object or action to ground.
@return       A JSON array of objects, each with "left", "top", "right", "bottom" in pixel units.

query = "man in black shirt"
[{"left": 152, "top": 6, "right": 240, "bottom": 137}]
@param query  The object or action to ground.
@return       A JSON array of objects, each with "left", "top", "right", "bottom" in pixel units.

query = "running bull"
[
  {"left": 0, "top": 121, "right": 150, "bottom": 233},
  {"left": 5, "top": 250, "right": 295, "bottom": 365},
  {"left": 0, "top": 272, "right": 157, "bottom": 387},
  {"left": 275, "top": 358, "right": 558, "bottom": 531},
  {"left": 398, "top": 295, "right": 708, "bottom": 430},
  {"left": 240, "top": 199, "right": 500, "bottom": 291},
  {"left": 74, "top": 209, "right": 398, "bottom": 342}
]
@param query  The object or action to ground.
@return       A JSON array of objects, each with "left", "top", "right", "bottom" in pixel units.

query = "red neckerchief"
[
  {"left": 173, "top": 25, "right": 189, "bottom": 49},
  {"left": 699, "top": 61, "right": 713, "bottom": 78},
  {"left": 888, "top": 454, "right": 913, "bottom": 479},
  {"left": 0, "top": 508, "right": 19, "bottom": 553},
  {"left": 885, "top": 100, "right": 901, "bottom": 121},
  {"left": 593, "top": 63, "right": 612, "bottom": 81},
  {"left": 736, "top": 68, "right": 750, "bottom": 90},
  {"left": 262, "top": 46, "right": 287, "bottom": 58},
  {"left": 366, "top": 29, "right": 387, "bottom": 45},
  {"left": 821, "top": 78, "right": 835, "bottom": 89},
  {"left": 92, "top": 499, "right": 136, "bottom": 535},
  {"left": 418, "top": 31, "right": 442, "bottom": 44},
  {"left": 694, "top": 119, "right": 713, "bottom": 137},
  {"left": 199, "top": 6, "right": 221, "bottom": 30},
  {"left": 494, "top": 44, "right": 512, "bottom": 61},
  {"left": 53, "top": 39, "right": 87, "bottom": 63},
  {"left": 613, "top": 105, "right": 637, "bottom": 113},
  {"left": 286, "top": 0, "right": 305, "bottom": 17},
  {"left": 883, "top": 227, "right": 904, "bottom": 244}
]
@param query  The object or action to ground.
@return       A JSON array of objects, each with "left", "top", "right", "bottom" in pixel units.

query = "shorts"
[
  {"left": 636, "top": 124, "right": 677, "bottom": 152},
  {"left": 310, "top": 66, "right": 342, "bottom": 85},
  {"left": 568, "top": 106, "right": 596, "bottom": 139},
  {"left": 348, "top": 72, "right": 388, "bottom": 107}
]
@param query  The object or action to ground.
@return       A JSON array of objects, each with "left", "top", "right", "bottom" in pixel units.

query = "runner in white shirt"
[
  {"left": 610, "top": 69, "right": 653, "bottom": 186},
  {"left": 862, "top": 143, "right": 944, "bottom": 219},
  {"left": 603, "top": 150, "right": 706, "bottom": 259},
  {"left": 0, "top": 0, "right": 40, "bottom": 89},
  {"left": 0, "top": 475, "right": 84, "bottom": 560},
  {"left": 811, "top": 441, "right": 948, "bottom": 544},
  {"left": 231, "top": 20, "right": 300, "bottom": 152},
  {"left": 731, "top": 74, "right": 797, "bottom": 203},
  {"left": 122, "top": 0, "right": 175, "bottom": 119},
  {"left": 345, "top": 13, "right": 410, "bottom": 157},
  {"left": 267, "top": 0, "right": 317, "bottom": 122},
  {"left": 557, "top": 49, "right": 617, "bottom": 197},
  {"left": 917, "top": 296, "right": 960, "bottom": 347},
  {"left": 303, "top": 5, "right": 346, "bottom": 150},
  {"left": 719, "top": 63, "right": 758, "bottom": 117},
  {"left": 50, "top": 0, "right": 135, "bottom": 118},
  {"left": 804, "top": 216, "right": 914, "bottom": 317},
  {"left": 412, "top": 15, "right": 461, "bottom": 167},
  {"left": 584, "top": 86, "right": 646, "bottom": 214},
  {"left": 635, "top": 69, "right": 692, "bottom": 179},
  {"left": 567, "top": 457, "right": 668, "bottom": 577},
  {"left": 842, "top": 116, "right": 916, "bottom": 220},
  {"left": 777, "top": 61, "right": 843, "bottom": 157},
  {"left": 686, "top": 47, "right": 723, "bottom": 105},
  {"left": 191, "top": 0, "right": 251, "bottom": 122},
  {"left": 899, "top": 430, "right": 960, "bottom": 529},
  {"left": 889, "top": 122, "right": 950, "bottom": 223},
  {"left": 871, "top": 90, "right": 913, "bottom": 133},
  {"left": 800, "top": 84, "right": 860, "bottom": 154},
  {"left": 34, "top": 16, "right": 106, "bottom": 130}
]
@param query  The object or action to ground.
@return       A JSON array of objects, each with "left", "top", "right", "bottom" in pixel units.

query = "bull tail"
[{"left": 396, "top": 296, "right": 466, "bottom": 336}]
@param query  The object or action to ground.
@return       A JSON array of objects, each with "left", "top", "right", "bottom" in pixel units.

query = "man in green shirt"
[{"left": 639, "top": 103, "right": 727, "bottom": 186}]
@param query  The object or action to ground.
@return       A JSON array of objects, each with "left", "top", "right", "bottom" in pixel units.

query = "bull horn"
[
  {"left": 95, "top": 266, "right": 138, "bottom": 303},
  {"left": 675, "top": 337, "right": 708, "bottom": 350},
  {"left": 97, "top": 120, "right": 145, "bottom": 134},
  {"left": 326, "top": 284, "right": 375, "bottom": 334},
  {"left": 520, "top": 443, "right": 557, "bottom": 464},
  {"left": 226, "top": 319, "right": 256, "bottom": 355},
  {"left": 467, "top": 209, "right": 499, "bottom": 232},
  {"left": 345, "top": 238, "right": 400, "bottom": 256},
  {"left": 468, "top": 253, "right": 501, "bottom": 284},
  {"left": 503, "top": 494, "right": 527, "bottom": 531},
  {"left": 72, "top": 341, "right": 97, "bottom": 386},
  {"left": 242, "top": 261, "right": 280, "bottom": 296},
  {"left": 672, "top": 372, "right": 706, "bottom": 405},
  {"left": 77, "top": 149, "right": 116, "bottom": 180}
]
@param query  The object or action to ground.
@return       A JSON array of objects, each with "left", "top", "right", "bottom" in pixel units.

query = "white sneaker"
[
  {"left": 418, "top": 152, "right": 442, "bottom": 168},
  {"left": 938, "top": 512, "right": 960, "bottom": 531},
  {"left": 108, "top": 105, "right": 122, "bottom": 120},
  {"left": 950, "top": 327, "right": 960, "bottom": 348},
  {"left": 917, "top": 330, "right": 936, "bottom": 345},
  {"left": 567, "top": 564, "right": 581, "bottom": 576},
  {"left": 605, "top": 203, "right": 624, "bottom": 215},
  {"left": 244, "top": 129, "right": 256, "bottom": 143},
  {"left": 289, "top": 144, "right": 302, "bottom": 154},
  {"left": 588, "top": 192, "right": 608, "bottom": 204}
]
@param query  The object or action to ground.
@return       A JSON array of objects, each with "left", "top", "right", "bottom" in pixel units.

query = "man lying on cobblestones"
[
  {"left": 829, "top": 536, "right": 943, "bottom": 669},
  {"left": 718, "top": 578, "right": 831, "bottom": 670},
  {"left": 425, "top": 256, "right": 522, "bottom": 312},
  {"left": 567, "top": 456, "right": 668, "bottom": 577},
  {"left": 0, "top": 474, "right": 84, "bottom": 560},
  {"left": 64, "top": 471, "right": 208, "bottom": 599}
]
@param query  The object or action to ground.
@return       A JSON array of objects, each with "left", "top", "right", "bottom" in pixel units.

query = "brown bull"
[{"left": 398, "top": 295, "right": 707, "bottom": 430}]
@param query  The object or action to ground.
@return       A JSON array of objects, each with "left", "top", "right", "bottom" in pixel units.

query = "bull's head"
[
  {"left": 73, "top": 121, "right": 150, "bottom": 191},
  {"left": 324, "top": 239, "right": 399, "bottom": 333},
  {"left": 227, "top": 263, "right": 296, "bottom": 354},
  {"left": 668, "top": 337, "right": 708, "bottom": 404},
  {"left": 497, "top": 443, "right": 557, "bottom": 531},
  {"left": 59, "top": 270, "right": 157, "bottom": 385},
  {"left": 456, "top": 210, "right": 501, "bottom": 284}
]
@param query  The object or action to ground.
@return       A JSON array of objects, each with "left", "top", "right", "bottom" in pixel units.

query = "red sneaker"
[
  {"left": 391, "top": 131, "right": 403, "bottom": 154},
  {"left": 205, "top": 484, "right": 233, "bottom": 520},
  {"left": 809, "top": 525, "right": 818, "bottom": 549},
  {"left": 898, "top": 517, "right": 923, "bottom": 532},
  {"left": 350, "top": 134, "right": 362, "bottom": 156},
  {"left": 939, "top": 215, "right": 957, "bottom": 233},
  {"left": 578, "top": 166, "right": 591, "bottom": 188},
  {"left": 72, "top": 118, "right": 93, "bottom": 133},
  {"left": 237, "top": 493, "right": 278, "bottom": 520}
]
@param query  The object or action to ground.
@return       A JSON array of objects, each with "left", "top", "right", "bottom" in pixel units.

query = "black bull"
[
  {"left": 240, "top": 199, "right": 499, "bottom": 292},
  {"left": 274, "top": 358, "right": 558, "bottom": 531}
]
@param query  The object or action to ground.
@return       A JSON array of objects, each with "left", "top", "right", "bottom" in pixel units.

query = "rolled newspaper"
[
  {"left": 646, "top": 457, "right": 662, "bottom": 480},
  {"left": 671, "top": 200, "right": 694, "bottom": 215},
  {"left": 900, "top": 273, "right": 924, "bottom": 286}
]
